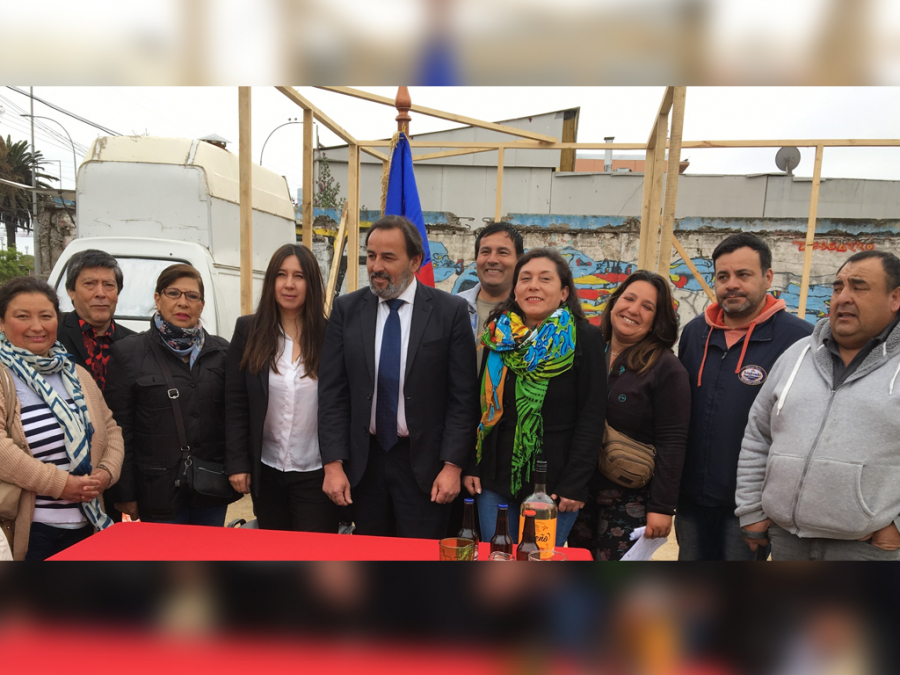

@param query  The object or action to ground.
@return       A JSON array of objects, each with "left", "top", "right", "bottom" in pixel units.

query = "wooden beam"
[
  {"left": 657, "top": 87, "right": 686, "bottom": 276},
  {"left": 359, "top": 140, "right": 647, "bottom": 149},
  {"left": 276, "top": 86, "right": 358, "bottom": 145},
  {"left": 559, "top": 109, "right": 579, "bottom": 171},
  {"left": 494, "top": 148, "right": 505, "bottom": 223},
  {"left": 302, "top": 108, "right": 313, "bottom": 247},
  {"left": 797, "top": 145, "right": 825, "bottom": 319},
  {"left": 673, "top": 236, "right": 716, "bottom": 304},
  {"left": 638, "top": 139, "right": 657, "bottom": 271},
  {"left": 346, "top": 143, "right": 360, "bottom": 292},
  {"left": 361, "top": 147, "right": 390, "bottom": 162},
  {"left": 644, "top": 114, "right": 668, "bottom": 268},
  {"left": 680, "top": 139, "right": 900, "bottom": 148},
  {"left": 325, "top": 205, "right": 349, "bottom": 316},
  {"left": 412, "top": 147, "right": 494, "bottom": 162},
  {"left": 356, "top": 138, "right": 900, "bottom": 150},
  {"left": 238, "top": 86, "right": 253, "bottom": 316},
  {"left": 648, "top": 87, "right": 675, "bottom": 148},
  {"left": 316, "top": 86, "right": 559, "bottom": 144},
  {"left": 381, "top": 159, "right": 390, "bottom": 217}
]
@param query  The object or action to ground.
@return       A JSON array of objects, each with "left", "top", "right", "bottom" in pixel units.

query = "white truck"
[{"left": 48, "top": 136, "right": 298, "bottom": 340}]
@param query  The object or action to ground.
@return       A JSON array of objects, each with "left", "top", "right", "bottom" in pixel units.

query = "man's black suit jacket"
[
  {"left": 318, "top": 283, "right": 479, "bottom": 494},
  {"left": 57, "top": 310, "right": 136, "bottom": 370}
]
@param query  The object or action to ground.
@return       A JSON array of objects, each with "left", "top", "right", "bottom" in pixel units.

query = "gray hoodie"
[{"left": 735, "top": 317, "right": 900, "bottom": 540}]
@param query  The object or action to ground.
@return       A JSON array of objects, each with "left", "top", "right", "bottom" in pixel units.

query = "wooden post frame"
[
  {"left": 797, "top": 145, "right": 825, "bottom": 319},
  {"left": 673, "top": 236, "right": 716, "bottom": 303},
  {"left": 494, "top": 148, "right": 505, "bottom": 223},
  {"left": 325, "top": 205, "right": 349, "bottom": 315},
  {"left": 302, "top": 108, "right": 314, "bottom": 247},
  {"left": 657, "top": 87, "right": 686, "bottom": 276},
  {"left": 645, "top": 114, "right": 668, "bottom": 269},
  {"left": 346, "top": 143, "right": 360, "bottom": 292},
  {"left": 238, "top": 86, "right": 253, "bottom": 315}
]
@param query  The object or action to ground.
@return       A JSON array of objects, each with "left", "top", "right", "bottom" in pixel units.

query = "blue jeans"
[
  {"left": 25, "top": 522, "right": 93, "bottom": 561},
  {"left": 142, "top": 504, "right": 228, "bottom": 527},
  {"left": 675, "top": 500, "right": 757, "bottom": 561},
  {"left": 476, "top": 489, "right": 579, "bottom": 547}
]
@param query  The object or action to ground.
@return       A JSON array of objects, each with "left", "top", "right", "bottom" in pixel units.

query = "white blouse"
[{"left": 260, "top": 333, "right": 322, "bottom": 473}]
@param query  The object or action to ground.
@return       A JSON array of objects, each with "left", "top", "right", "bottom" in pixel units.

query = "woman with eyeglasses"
[{"left": 105, "top": 264, "right": 237, "bottom": 526}]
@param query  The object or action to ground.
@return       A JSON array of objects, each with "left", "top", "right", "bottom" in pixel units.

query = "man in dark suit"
[
  {"left": 58, "top": 248, "right": 136, "bottom": 522},
  {"left": 319, "top": 215, "right": 479, "bottom": 539}
]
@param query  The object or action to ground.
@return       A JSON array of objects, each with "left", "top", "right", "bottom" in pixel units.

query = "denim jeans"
[
  {"left": 675, "top": 500, "right": 757, "bottom": 561},
  {"left": 476, "top": 488, "right": 579, "bottom": 547},
  {"left": 142, "top": 504, "right": 228, "bottom": 527},
  {"left": 25, "top": 522, "right": 94, "bottom": 561}
]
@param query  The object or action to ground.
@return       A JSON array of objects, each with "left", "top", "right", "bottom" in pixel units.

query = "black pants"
[
  {"left": 253, "top": 464, "right": 339, "bottom": 533},
  {"left": 353, "top": 436, "right": 450, "bottom": 539},
  {"left": 25, "top": 522, "right": 93, "bottom": 561}
]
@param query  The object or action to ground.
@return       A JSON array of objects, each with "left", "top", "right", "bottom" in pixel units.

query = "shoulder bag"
[
  {"left": 598, "top": 422, "right": 657, "bottom": 489},
  {"left": 0, "top": 365, "right": 25, "bottom": 520},
  {"left": 148, "top": 339, "right": 238, "bottom": 501}
]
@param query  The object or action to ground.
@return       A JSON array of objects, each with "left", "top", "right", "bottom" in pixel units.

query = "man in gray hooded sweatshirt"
[{"left": 736, "top": 250, "right": 900, "bottom": 560}]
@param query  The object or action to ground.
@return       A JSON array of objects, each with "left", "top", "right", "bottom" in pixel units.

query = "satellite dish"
[{"left": 775, "top": 147, "right": 801, "bottom": 175}]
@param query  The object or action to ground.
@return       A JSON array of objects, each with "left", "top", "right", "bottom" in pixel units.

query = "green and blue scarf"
[{"left": 476, "top": 308, "right": 576, "bottom": 496}]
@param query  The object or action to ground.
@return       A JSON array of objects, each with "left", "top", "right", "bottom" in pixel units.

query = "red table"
[{"left": 48, "top": 521, "right": 594, "bottom": 560}]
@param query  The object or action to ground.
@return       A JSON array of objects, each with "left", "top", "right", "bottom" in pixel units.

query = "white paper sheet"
[{"left": 619, "top": 526, "right": 668, "bottom": 561}]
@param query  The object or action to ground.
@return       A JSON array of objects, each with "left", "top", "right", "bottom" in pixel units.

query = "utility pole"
[{"left": 30, "top": 87, "right": 40, "bottom": 275}]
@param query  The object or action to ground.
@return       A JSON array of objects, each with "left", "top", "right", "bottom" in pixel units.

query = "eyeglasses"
[{"left": 161, "top": 288, "right": 203, "bottom": 303}]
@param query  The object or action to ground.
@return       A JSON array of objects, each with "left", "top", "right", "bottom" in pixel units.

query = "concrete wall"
[{"left": 318, "top": 157, "right": 900, "bottom": 228}]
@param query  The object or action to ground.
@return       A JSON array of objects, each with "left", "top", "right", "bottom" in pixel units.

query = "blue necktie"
[{"left": 376, "top": 298, "right": 404, "bottom": 451}]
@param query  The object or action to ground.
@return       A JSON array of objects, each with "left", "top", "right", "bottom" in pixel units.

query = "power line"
[
  {"left": 5, "top": 86, "right": 120, "bottom": 137},
  {"left": 0, "top": 94, "right": 92, "bottom": 154}
]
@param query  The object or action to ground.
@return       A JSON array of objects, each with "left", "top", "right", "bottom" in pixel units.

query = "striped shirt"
[{"left": 13, "top": 372, "right": 87, "bottom": 528}]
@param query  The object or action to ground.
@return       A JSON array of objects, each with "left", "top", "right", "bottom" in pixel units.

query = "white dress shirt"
[
  {"left": 261, "top": 332, "right": 322, "bottom": 472},
  {"left": 369, "top": 277, "right": 417, "bottom": 437}
]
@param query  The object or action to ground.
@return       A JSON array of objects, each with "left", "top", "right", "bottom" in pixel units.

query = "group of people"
[{"left": 1, "top": 214, "right": 899, "bottom": 562}]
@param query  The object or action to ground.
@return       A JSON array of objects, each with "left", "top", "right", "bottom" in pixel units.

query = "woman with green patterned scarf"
[{"left": 462, "top": 248, "right": 607, "bottom": 548}]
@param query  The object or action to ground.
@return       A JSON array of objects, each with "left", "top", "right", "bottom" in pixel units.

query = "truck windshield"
[{"left": 56, "top": 257, "right": 191, "bottom": 320}]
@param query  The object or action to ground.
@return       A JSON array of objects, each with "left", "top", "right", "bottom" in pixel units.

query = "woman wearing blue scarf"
[
  {"left": 105, "top": 264, "right": 237, "bottom": 526},
  {"left": 0, "top": 277, "right": 123, "bottom": 560}
]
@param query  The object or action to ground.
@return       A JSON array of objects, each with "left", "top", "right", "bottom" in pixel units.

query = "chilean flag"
[{"left": 384, "top": 132, "right": 434, "bottom": 286}]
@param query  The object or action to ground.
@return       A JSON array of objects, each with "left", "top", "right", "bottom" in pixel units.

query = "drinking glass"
[
  {"left": 439, "top": 537, "right": 476, "bottom": 561},
  {"left": 528, "top": 549, "right": 567, "bottom": 561}
]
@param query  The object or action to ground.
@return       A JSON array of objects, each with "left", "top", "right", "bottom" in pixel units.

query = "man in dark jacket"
[
  {"left": 58, "top": 249, "right": 136, "bottom": 522},
  {"left": 676, "top": 233, "right": 812, "bottom": 560},
  {"left": 318, "top": 215, "right": 479, "bottom": 539},
  {"left": 58, "top": 249, "right": 136, "bottom": 387}
]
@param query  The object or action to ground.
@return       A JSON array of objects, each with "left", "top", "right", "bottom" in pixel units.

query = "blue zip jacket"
[{"left": 677, "top": 302, "right": 812, "bottom": 509}]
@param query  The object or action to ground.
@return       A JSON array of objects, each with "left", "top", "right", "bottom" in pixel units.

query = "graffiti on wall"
[
  {"left": 793, "top": 240, "right": 876, "bottom": 253},
  {"left": 433, "top": 242, "right": 829, "bottom": 326}
]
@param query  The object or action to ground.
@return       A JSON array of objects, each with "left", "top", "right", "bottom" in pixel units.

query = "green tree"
[
  {"left": 313, "top": 153, "right": 346, "bottom": 211},
  {"left": 0, "top": 135, "right": 57, "bottom": 250},
  {"left": 0, "top": 248, "right": 34, "bottom": 284}
]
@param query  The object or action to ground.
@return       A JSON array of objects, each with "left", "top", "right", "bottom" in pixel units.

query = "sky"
[{"left": 3, "top": 85, "right": 900, "bottom": 203}]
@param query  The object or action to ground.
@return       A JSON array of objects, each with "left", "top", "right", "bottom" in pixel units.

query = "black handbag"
[{"left": 149, "top": 339, "right": 239, "bottom": 501}]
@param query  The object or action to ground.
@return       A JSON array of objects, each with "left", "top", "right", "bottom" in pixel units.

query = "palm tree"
[{"left": 0, "top": 135, "right": 57, "bottom": 250}]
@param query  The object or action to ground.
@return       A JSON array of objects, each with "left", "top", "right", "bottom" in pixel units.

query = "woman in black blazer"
[
  {"left": 224, "top": 244, "right": 338, "bottom": 532},
  {"left": 463, "top": 248, "right": 607, "bottom": 547}
]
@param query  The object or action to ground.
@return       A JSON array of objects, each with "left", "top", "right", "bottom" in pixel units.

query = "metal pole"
[
  {"left": 30, "top": 87, "right": 38, "bottom": 273},
  {"left": 20, "top": 114, "right": 78, "bottom": 182},
  {"left": 259, "top": 120, "right": 302, "bottom": 166}
]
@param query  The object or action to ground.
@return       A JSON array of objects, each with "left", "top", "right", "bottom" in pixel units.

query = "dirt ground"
[{"left": 226, "top": 494, "right": 681, "bottom": 560}]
